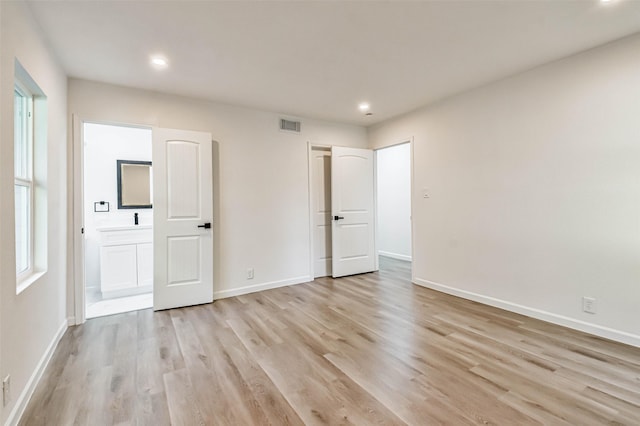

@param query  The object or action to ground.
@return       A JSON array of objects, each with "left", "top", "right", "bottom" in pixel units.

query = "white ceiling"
[{"left": 27, "top": 0, "right": 640, "bottom": 126}]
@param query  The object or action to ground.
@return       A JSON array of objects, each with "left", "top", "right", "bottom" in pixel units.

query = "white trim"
[
  {"left": 378, "top": 251, "right": 412, "bottom": 262},
  {"left": 413, "top": 277, "right": 640, "bottom": 348},
  {"left": 373, "top": 150, "right": 379, "bottom": 272},
  {"left": 214, "top": 275, "right": 312, "bottom": 300},
  {"left": 72, "top": 114, "right": 85, "bottom": 325},
  {"left": 66, "top": 317, "right": 76, "bottom": 327},
  {"left": 16, "top": 271, "right": 46, "bottom": 295},
  {"left": 307, "top": 142, "right": 315, "bottom": 280},
  {"left": 4, "top": 320, "right": 67, "bottom": 426},
  {"left": 409, "top": 138, "right": 416, "bottom": 284},
  {"left": 76, "top": 117, "right": 153, "bottom": 131}
]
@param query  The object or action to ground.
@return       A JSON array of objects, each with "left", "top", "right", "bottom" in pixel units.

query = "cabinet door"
[
  {"left": 100, "top": 244, "right": 138, "bottom": 292},
  {"left": 137, "top": 243, "right": 154, "bottom": 287}
]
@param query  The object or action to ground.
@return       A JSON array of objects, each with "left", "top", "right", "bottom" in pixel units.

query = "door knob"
[
  {"left": 197, "top": 222, "right": 211, "bottom": 229},
  {"left": 333, "top": 216, "right": 345, "bottom": 221}
]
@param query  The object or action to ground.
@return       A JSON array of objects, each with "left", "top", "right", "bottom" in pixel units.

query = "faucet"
[{"left": 134, "top": 212, "right": 139, "bottom": 225}]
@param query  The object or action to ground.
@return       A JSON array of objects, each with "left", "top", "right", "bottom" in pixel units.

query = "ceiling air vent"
[{"left": 280, "top": 118, "right": 301, "bottom": 133}]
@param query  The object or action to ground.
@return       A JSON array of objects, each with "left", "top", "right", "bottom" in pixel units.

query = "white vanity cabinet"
[{"left": 98, "top": 226, "right": 153, "bottom": 297}]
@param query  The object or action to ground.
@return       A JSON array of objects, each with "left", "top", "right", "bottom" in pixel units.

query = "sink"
[{"left": 96, "top": 225, "right": 152, "bottom": 232}]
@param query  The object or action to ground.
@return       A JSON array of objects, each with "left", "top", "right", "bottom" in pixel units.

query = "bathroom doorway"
[{"left": 82, "top": 122, "right": 154, "bottom": 318}]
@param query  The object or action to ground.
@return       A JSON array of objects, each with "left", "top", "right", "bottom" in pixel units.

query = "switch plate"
[
  {"left": 2, "top": 375, "right": 10, "bottom": 406},
  {"left": 247, "top": 268, "right": 254, "bottom": 280},
  {"left": 582, "top": 297, "right": 597, "bottom": 314}
]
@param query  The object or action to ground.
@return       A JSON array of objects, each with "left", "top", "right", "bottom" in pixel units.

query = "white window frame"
[{"left": 14, "top": 79, "right": 35, "bottom": 281}]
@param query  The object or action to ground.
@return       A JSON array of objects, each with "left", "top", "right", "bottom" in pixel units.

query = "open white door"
[
  {"left": 331, "top": 146, "right": 376, "bottom": 278},
  {"left": 153, "top": 128, "right": 213, "bottom": 310}
]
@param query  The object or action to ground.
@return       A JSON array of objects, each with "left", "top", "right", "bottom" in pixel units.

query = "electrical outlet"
[
  {"left": 3, "top": 375, "right": 10, "bottom": 406},
  {"left": 582, "top": 297, "right": 597, "bottom": 314},
  {"left": 247, "top": 268, "right": 254, "bottom": 280}
]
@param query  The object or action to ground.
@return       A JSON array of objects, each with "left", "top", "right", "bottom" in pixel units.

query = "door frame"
[
  {"left": 373, "top": 137, "right": 415, "bottom": 281},
  {"left": 71, "top": 115, "right": 152, "bottom": 325},
  {"left": 307, "top": 142, "right": 331, "bottom": 279}
]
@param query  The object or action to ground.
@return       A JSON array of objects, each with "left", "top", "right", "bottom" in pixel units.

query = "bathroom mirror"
[{"left": 117, "top": 160, "right": 152, "bottom": 209}]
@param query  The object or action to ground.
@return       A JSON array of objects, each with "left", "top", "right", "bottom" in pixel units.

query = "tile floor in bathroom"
[{"left": 86, "top": 287, "right": 153, "bottom": 319}]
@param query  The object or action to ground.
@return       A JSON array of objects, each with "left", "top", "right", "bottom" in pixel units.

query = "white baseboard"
[
  {"left": 378, "top": 251, "right": 412, "bottom": 262},
  {"left": 67, "top": 316, "right": 76, "bottom": 326},
  {"left": 5, "top": 319, "right": 68, "bottom": 426},
  {"left": 214, "top": 275, "right": 312, "bottom": 300},
  {"left": 413, "top": 277, "right": 640, "bottom": 348}
]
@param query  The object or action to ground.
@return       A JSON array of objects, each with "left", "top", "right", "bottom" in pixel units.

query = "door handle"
[
  {"left": 333, "top": 216, "right": 345, "bottom": 221},
  {"left": 197, "top": 222, "right": 211, "bottom": 229}
]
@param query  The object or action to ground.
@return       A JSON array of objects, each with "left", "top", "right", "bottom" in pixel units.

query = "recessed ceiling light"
[
  {"left": 600, "top": 0, "right": 613, "bottom": 3},
  {"left": 358, "top": 102, "right": 370, "bottom": 112},
  {"left": 150, "top": 56, "right": 168, "bottom": 69}
]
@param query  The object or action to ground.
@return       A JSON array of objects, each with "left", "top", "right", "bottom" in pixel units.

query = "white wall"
[
  {"left": 0, "top": 2, "right": 68, "bottom": 424},
  {"left": 83, "top": 123, "right": 152, "bottom": 289},
  {"left": 68, "top": 78, "right": 367, "bottom": 308},
  {"left": 376, "top": 143, "right": 411, "bottom": 261},
  {"left": 368, "top": 33, "right": 640, "bottom": 347}
]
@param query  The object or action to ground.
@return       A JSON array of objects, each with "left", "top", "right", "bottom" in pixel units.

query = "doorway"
[
  {"left": 309, "top": 145, "right": 376, "bottom": 279},
  {"left": 82, "top": 122, "right": 153, "bottom": 318},
  {"left": 73, "top": 120, "right": 215, "bottom": 323},
  {"left": 375, "top": 142, "right": 412, "bottom": 273},
  {"left": 309, "top": 142, "right": 411, "bottom": 279}
]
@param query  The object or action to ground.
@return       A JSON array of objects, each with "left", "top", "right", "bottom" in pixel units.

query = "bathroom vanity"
[{"left": 97, "top": 225, "right": 152, "bottom": 298}]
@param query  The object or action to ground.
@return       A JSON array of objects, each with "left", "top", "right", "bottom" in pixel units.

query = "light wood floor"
[{"left": 21, "top": 257, "right": 640, "bottom": 425}]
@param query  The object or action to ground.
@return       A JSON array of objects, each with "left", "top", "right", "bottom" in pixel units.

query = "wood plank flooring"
[{"left": 21, "top": 257, "right": 640, "bottom": 425}]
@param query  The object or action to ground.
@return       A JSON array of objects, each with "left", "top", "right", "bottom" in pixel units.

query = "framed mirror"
[{"left": 117, "top": 160, "right": 152, "bottom": 209}]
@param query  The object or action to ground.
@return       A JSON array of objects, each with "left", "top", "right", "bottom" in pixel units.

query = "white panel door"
[
  {"left": 153, "top": 128, "right": 213, "bottom": 310},
  {"left": 311, "top": 148, "right": 332, "bottom": 277},
  {"left": 331, "top": 146, "right": 376, "bottom": 277}
]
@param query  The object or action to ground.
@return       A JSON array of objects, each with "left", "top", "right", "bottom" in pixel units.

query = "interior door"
[
  {"left": 153, "top": 128, "right": 213, "bottom": 310},
  {"left": 331, "top": 146, "right": 376, "bottom": 277},
  {"left": 311, "top": 147, "right": 332, "bottom": 277}
]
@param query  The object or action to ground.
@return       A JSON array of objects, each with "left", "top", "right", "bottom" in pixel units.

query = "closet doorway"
[
  {"left": 309, "top": 141, "right": 412, "bottom": 279},
  {"left": 376, "top": 142, "right": 412, "bottom": 273}
]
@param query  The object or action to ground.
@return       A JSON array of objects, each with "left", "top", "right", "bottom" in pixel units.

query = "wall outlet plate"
[
  {"left": 247, "top": 268, "right": 254, "bottom": 280},
  {"left": 582, "top": 297, "right": 597, "bottom": 314}
]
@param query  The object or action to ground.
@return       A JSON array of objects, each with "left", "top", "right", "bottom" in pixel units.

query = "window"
[
  {"left": 14, "top": 60, "right": 47, "bottom": 292},
  {"left": 14, "top": 81, "right": 34, "bottom": 277}
]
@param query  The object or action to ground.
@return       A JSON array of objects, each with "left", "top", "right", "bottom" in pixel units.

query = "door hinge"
[{"left": 81, "top": 227, "right": 84, "bottom": 234}]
